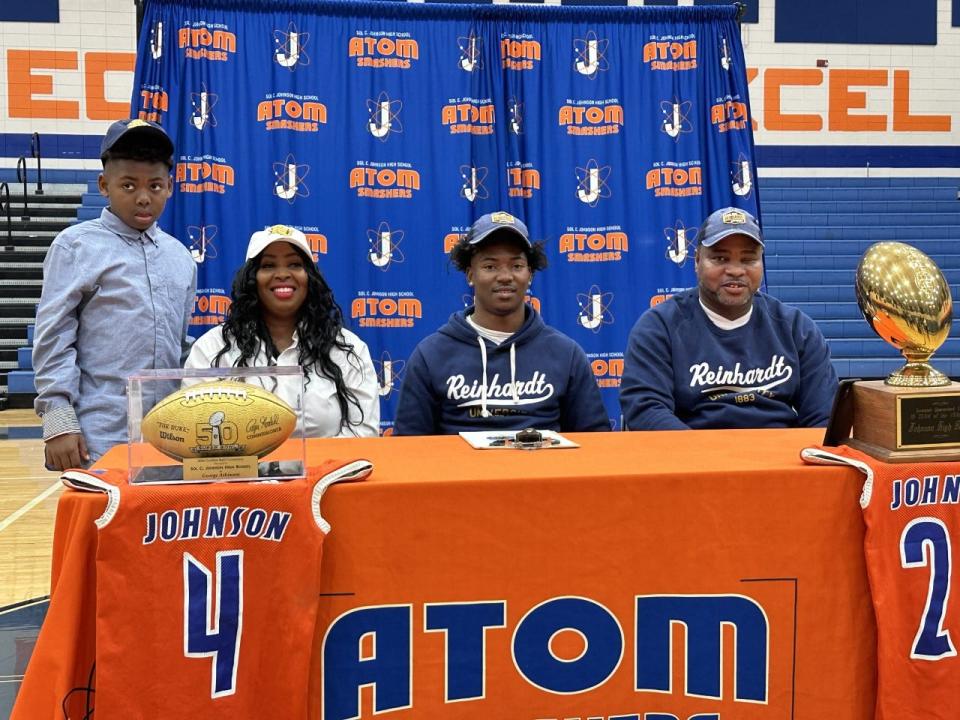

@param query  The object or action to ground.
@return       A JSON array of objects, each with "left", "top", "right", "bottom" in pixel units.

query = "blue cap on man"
[
  {"left": 466, "top": 211, "right": 532, "bottom": 248},
  {"left": 698, "top": 207, "right": 764, "bottom": 248},
  {"left": 100, "top": 118, "right": 174, "bottom": 159}
]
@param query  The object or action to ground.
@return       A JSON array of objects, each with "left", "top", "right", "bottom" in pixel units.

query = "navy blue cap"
[
  {"left": 698, "top": 207, "right": 764, "bottom": 248},
  {"left": 466, "top": 211, "right": 531, "bottom": 248},
  {"left": 100, "top": 118, "right": 173, "bottom": 158}
]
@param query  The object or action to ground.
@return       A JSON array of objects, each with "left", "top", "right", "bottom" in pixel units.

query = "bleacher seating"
[{"left": 761, "top": 177, "right": 960, "bottom": 380}]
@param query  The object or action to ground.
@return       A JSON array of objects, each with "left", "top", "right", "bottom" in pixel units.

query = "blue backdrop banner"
[{"left": 132, "top": 0, "right": 759, "bottom": 431}]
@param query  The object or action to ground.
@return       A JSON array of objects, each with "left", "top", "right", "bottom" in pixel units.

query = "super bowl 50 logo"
[
  {"left": 351, "top": 161, "right": 420, "bottom": 200},
  {"left": 179, "top": 21, "right": 236, "bottom": 62},
  {"left": 501, "top": 33, "right": 540, "bottom": 71},
  {"left": 559, "top": 99, "right": 623, "bottom": 136},
  {"left": 560, "top": 225, "right": 628, "bottom": 263},
  {"left": 349, "top": 30, "right": 419, "bottom": 69},
  {"left": 646, "top": 160, "right": 702, "bottom": 198},
  {"left": 351, "top": 291, "right": 422, "bottom": 329},
  {"left": 258, "top": 92, "right": 327, "bottom": 132},
  {"left": 176, "top": 155, "right": 234, "bottom": 195},
  {"left": 138, "top": 84, "right": 167, "bottom": 124},
  {"left": 643, "top": 34, "right": 697, "bottom": 71},
  {"left": 442, "top": 97, "right": 494, "bottom": 136}
]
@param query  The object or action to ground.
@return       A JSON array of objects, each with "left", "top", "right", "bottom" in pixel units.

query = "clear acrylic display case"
[{"left": 127, "top": 366, "right": 306, "bottom": 484}]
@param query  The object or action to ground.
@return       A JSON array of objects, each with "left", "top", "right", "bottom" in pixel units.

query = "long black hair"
[{"left": 213, "top": 246, "right": 365, "bottom": 434}]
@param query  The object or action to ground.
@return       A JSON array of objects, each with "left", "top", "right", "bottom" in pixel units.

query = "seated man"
[
  {"left": 394, "top": 211, "right": 609, "bottom": 435},
  {"left": 619, "top": 207, "right": 838, "bottom": 430}
]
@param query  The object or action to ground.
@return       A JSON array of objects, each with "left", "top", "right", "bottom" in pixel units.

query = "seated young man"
[
  {"left": 619, "top": 207, "right": 838, "bottom": 430},
  {"left": 394, "top": 211, "right": 609, "bottom": 435}
]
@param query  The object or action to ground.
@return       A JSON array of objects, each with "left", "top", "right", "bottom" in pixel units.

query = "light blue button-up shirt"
[{"left": 33, "top": 208, "right": 197, "bottom": 460}]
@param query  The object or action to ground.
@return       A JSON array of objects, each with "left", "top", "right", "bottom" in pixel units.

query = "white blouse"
[{"left": 185, "top": 325, "right": 380, "bottom": 438}]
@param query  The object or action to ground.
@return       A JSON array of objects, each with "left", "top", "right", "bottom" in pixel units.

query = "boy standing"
[{"left": 33, "top": 119, "right": 196, "bottom": 469}]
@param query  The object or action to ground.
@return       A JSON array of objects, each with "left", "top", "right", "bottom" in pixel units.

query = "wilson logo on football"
[
  {"left": 559, "top": 102, "right": 623, "bottom": 136},
  {"left": 258, "top": 95, "right": 327, "bottom": 132},
  {"left": 350, "top": 162, "right": 420, "bottom": 199},
  {"left": 643, "top": 37, "right": 697, "bottom": 71},
  {"left": 179, "top": 25, "right": 236, "bottom": 62},
  {"left": 176, "top": 158, "right": 235, "bottom": 195},
  {"left": 349, "top": 33, "right": 419, "bottom": 69},
  {"left": 646, "top": 162, "right": 702, "bottom": 198}
]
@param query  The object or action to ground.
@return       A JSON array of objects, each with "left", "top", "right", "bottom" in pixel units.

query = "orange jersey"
[
  {"left": 60, "top": 459, "right": 370, "bottom": 719},
  {"left": 802, "top": 445, "right": 960, "bottom": 720}
]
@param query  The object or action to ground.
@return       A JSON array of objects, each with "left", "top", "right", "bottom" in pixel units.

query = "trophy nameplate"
[
  {"left": 184, "top": 455, "right": 259, "bottom": 481},
  {"left": 843, "top": 242, "right": 958, "bottom": 462}
]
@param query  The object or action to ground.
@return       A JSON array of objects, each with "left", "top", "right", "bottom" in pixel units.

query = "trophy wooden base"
[{"left": 846, "top": 380, "right": 960, "bottom": 463}]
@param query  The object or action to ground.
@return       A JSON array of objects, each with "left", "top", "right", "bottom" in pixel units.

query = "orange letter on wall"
[
  {"left": 85, "top": 52, "right": 136, "bottom": 120},
  {"left": 829, "top": 69, "right": 887, "bottom": 131},
  {"left": 6, "top": 50, "right": 79, "bottom": 119},
  {"left": 892, "top": 70, "right": 951, "bottom": 132},
  {"left": 765, "top": 69, "right": 823, "bottom": 131}
]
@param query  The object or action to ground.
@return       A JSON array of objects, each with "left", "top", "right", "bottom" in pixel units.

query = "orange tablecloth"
[{"left": 14, "top": 429, "right": 876, "bottom": 719}]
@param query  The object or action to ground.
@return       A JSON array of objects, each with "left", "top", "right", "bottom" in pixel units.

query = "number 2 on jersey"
[{"left": 901, "top": 518, "right": 957, "bottom": 660}]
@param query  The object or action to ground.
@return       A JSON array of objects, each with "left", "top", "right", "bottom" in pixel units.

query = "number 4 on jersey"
[
  {"left": 901, "top": 518, "right": 957, "bottom": 660},
  {"left": 183, "top": 551, "right": 244, "bottom": 697}
]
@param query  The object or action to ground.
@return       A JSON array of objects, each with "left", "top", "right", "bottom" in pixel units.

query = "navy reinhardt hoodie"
[{"left": 394, "top": 306, "right": 609, "bottom": 435}]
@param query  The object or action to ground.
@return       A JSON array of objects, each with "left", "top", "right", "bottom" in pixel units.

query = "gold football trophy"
[{"left": 845, "top": 242, "right": 960, "bottom": 461}]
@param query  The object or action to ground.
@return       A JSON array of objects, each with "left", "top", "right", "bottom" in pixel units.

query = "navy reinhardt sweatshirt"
[{"left": 394, "top": 306, "right": 609, "bottom": 435}]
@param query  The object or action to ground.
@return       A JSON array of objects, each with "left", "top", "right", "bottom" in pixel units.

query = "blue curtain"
[{"left": 133, "top": 0, "right": 758, "bottom": 430}]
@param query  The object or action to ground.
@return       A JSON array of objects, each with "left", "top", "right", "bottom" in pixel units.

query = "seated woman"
[{"left": 186, "top": 224, "right": 379, "bottom": 437}]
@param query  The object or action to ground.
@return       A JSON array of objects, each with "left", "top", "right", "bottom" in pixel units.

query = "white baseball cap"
[{"left": 246, "top": 224, "right": 312, "bottom": 260}]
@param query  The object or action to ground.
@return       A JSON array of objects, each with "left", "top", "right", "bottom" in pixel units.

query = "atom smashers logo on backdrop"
[
  {"left": 350, "top": 161, "right": 421, "bottom": 199},
  {"left": 351, "top": 291, "right": 422, "bottom": 329},
  {"left": 442, "top": 97, "right": 494, "bottom": 135},
  {"left": 507, "top": 161, "right": 540, "bottom": 199},
  {"left": 349, "top": 30, "right": 419, "bottom": 69},
  {"left": 176, "top": 155, "right": 235, "bottom": 195},
  {"left": 646, "top": 160, "right": 702, "bottom": 198},
  {"left": 191, "top": 289, "right": 231, "bottom": 327},
  {"left": 179, "top": 21, "right": 237, "bottom": 62},
  {"left": 712, "top": 95, "right": 748, "bottom": 134},
  {"left": 560, "top": 225, "right": 628, "bottom": 263},
  {"left": 501, "top": 33, "right": 541, "bottom": 71},
  {"left": 587, "top": 351, "right": 623, "bottom": 389},
  {"left": 559, "top": 99, "right": 623, "bottom": 136},
  {"left": 643, "top": 34, "right": 697, "bottom": 71},
  {"left": 138, "top": 85, "right": 167, "bottom": 124},
  {"left": 258, "top": 92, "right": 327, "bottom": 132}
]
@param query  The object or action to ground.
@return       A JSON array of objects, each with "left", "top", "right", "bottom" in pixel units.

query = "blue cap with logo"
[
  {"left": 466, "top": 211, "right": 531, "bottom": 248},
  {"left": 100, "top": 118, "right": 174, "bottom": 159},
  {"left": 698, "top": 207, "right": 764, "bottom": 248}
]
